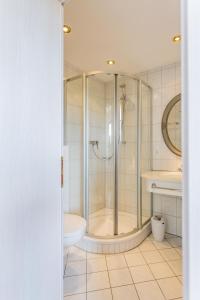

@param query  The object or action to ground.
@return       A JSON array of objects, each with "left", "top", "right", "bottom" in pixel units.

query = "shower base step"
[{"left": 77, "top": 222, "right": 151, "bottom": 254}]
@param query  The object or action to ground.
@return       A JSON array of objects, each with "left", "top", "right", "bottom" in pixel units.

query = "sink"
[{"left": 142, "top": 171, "right": 182, "bottom": 197}]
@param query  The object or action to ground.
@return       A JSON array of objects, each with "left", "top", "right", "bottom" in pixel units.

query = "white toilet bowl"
[{"left": 64, "top": 213, "right": 86, "bottom": 248}]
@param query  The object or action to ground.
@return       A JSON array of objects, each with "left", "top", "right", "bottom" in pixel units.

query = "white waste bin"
[{"left": 151, "top": 215, "right": 165, "bottom": 242}]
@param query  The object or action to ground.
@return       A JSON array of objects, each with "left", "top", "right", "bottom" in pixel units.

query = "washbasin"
[{"left": 142, "top": 171, "right": 182, "bottom": 197}]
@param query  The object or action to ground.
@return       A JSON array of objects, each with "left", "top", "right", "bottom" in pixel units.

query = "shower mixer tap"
[{"left": 89, "top": 140, "right": 99, "bottom": 148}]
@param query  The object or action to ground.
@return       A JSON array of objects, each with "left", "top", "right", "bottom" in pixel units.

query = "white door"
[{"left": 0, "top": 1, "right": 63, "bottom": 299}]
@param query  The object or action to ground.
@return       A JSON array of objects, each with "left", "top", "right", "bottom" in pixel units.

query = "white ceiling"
[{"left": 64, "top": 0, "right": 180, "bottom": 74}]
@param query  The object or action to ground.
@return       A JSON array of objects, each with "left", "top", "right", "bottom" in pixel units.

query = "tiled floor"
[{"left": 64, "top": 234, "right": 183, "bottom": 300}]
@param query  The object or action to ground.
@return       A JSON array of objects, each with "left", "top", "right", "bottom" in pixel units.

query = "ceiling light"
[
  {"left": 63, "top": 25, "right": 71, "bottom": 34},
  {"left": 172, "top": 35, "right": 181, "bottom": 43},
  {"left": 107, "top": 60, "right": 115, "bottom": 65}
]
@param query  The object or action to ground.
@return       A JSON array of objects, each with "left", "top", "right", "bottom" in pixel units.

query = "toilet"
[{"left": 64, "top": 213, "right": 86, "bottom": 248}]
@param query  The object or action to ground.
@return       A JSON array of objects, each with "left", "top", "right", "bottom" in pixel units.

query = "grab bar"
[{"left": 151, "top": 183, "right": 181, "bottom": 192}]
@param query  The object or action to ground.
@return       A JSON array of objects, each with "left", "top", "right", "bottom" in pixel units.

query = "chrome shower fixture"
[
  {"left": 119, "top": 84, "right": 127, "bottom": 144},
  {"left": 120, "top": 84, "right": 127, "bottom": 102},
  {"left": 89, "top": 140, "right": 113, "bottom": 160},
  {"left": 89, "top": 140, "right": 99, "bottom": 148}
]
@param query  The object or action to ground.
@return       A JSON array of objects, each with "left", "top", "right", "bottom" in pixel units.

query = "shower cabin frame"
[{"left": 64, "top": 71, "right": 153, "bottom": 239}]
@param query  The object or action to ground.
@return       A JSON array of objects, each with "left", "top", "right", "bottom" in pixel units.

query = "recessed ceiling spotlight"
[
  {"left": 172, "top": 35, "right": 181, "bottom": 43},
  {"left": 107, "top": 60, "right": 115, "bottom": 65},
  {"left": 63, "top": 25, "right": 71, "bottom": 34}
]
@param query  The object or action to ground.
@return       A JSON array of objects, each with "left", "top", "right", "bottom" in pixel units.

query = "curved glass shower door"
[
  {"left": 117, "top": 75, "right": 138, "bottom": 235},
  {"left": 86, "top": 73, "right": 139, "bottom": 237},
  {"left": 64, "top": 72, "right": 152, "bottom": 239},
  {"left": 87, "top": 73, "right": 116, "bottom": 236}
]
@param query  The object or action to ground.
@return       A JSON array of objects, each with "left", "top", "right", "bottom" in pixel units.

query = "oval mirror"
[{"left": 161, "top": 94, "right": 181, "bottom": 156}]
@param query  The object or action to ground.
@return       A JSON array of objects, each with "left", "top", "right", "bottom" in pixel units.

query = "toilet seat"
[{"left": 64, "top": 213, "right": 86, "bottom": 247}]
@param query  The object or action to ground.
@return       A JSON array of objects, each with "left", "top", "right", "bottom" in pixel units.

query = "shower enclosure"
[{"left": 64, "top": 71, "right": 152, "bottom": 241}]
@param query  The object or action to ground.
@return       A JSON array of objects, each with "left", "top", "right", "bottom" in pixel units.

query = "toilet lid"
[{"left": 64, "top": 214, "right": 86, "bottom": 237}]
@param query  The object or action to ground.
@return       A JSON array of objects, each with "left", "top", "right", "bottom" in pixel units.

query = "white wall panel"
[{"left": 0, "top": 1, "right": 63, "bottom": 299}]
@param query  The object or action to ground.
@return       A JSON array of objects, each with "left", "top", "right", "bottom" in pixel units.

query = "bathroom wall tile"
[
  {"left": 162, "top": 197, "right": 177, "bottom": 217},
  {"left": 147, "top": 69, "right": 162, "bottom": 89},
  {"left": 67, "top": 105, "right": 82, "bottom": 125},
  {"left": 177, "top": 218, "right": 182, "bottom": 237},
  {"left": 175, "top": 63, "right": 181, "bottom": 86},
  {"left": 165, "top": 215, "right": 177, "bottom": 235},
  {"left": 162, "top": 65, "right": 176, "bottom": 88},
  {"left": 176, "top": 198, "right": 182, "bottom": 218}
]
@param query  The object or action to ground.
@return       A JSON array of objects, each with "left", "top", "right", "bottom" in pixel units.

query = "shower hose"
[{"left": 91, "top": 143, "right": 113, "bottom": 161}]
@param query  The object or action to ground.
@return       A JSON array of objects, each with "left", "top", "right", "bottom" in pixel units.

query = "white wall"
[
  {"left": 182, "top": 1, "right": 200, "bottom": 299},
  {"left": 0, "top": 1, "right": 63, "bottom": 299}
]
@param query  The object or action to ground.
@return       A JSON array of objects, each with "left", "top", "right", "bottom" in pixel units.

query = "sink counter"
[
  {"left": 142, "top": 171, "right": 182, "bottom": 197},
  {"left": 142, "top": 171, "right": 182, "bottom": 182}
]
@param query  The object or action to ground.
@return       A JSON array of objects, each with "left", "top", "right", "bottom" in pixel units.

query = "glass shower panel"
[
  {"left": 117, "top": 75, "right": 138, "bottom": 234},
  {"left": 64, "top": 77, "right": 83, "bottom": 215},
  {"left": 87, "top": 74, "right": 115, "bottom": 237},
  {"left": 141, "top": 83, "right": 152, "bottom": 225}
]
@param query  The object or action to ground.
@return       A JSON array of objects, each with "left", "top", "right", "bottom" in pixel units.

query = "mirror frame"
[{"left": 161, "top": 93, "right": 181, "bottom": 157}]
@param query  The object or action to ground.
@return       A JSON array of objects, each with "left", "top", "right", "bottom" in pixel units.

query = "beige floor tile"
[
  {"left": 159, "top": 248, "right": 181, "bottom": 261},
  {"left": 168, "top": 260, "right": 182, "bottom": 276},
  {"left": 130, "top": 265, "right": 154, "bottom": 283},
  {"left": 142, "top": 250, "right": 164, "bottom": 264},
  {"left": 125, "top": 252, "right": 146, "bottom": 267},
  {"left": 149, "top": 262, "right": 174, "bottom": 279},
  {"left": 64, "top": 294, "right": 86, "bottom": 300},
  {"left": 157, "top": 277, "right": 182, "bottom": 299},
  {"left": 178, "top": 275, "right": 183, "bottom": 283},
  {"left": 106, "top": 255, "right": 127, "bottom": 270},
  {"left": 87, "top": 271, "right": 110, "bottom": 292},
  {"left": 139, "top": 240, "right": 156, "bottom": 252},
  {"left": 153, "top": 240, "right": 172, "bottom": 250},
  {"left": 124, "top": 247, "right": 140, "bottom": 255},
  {"left": 174, "top": 247, "right": 182, "bottom": 256},
  {"left": 65, "top": 260, "right": 86, "bottom": 277},
  {"left": 68, "top": 247, "right": 86, "bottom": 262},
  {"left": 87, "top": 252, "right": 105, "bottom": 259},
  {"left": 87, "top": 289, "right": 112, "bottom": 300},
  {"left": 64, "top": 275, "right": 86, "bottom": 296},
  {"left": 147, "top": 233, "right": 154, "bottom": 240},
  {"left": 135, "top": 281, "right": 165, "bottom": 300},
  {"left": 87, "top": 257, "right": 107, "bottom": 273},
  {"left": 109, "top": 268, "right": 132, "bottom": 287},
  {"left": 112, "top": 284, "right": 139, "bottom": 300}
]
